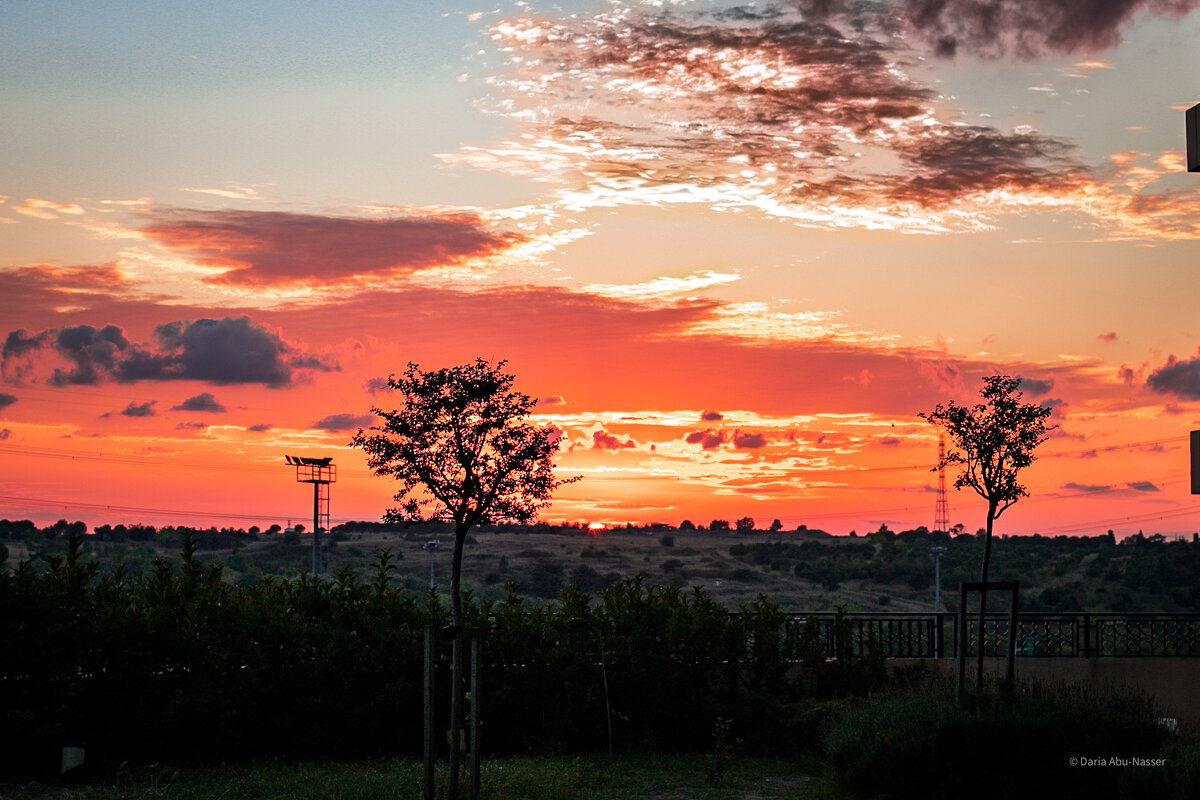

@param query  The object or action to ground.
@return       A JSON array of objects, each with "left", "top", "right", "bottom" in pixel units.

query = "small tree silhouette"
[
  {"left": 352, "top": 358, "right": 577, "bottom": 796},
  {"left": 920, "top": 375, "right": 1052, "bottom": 692}
]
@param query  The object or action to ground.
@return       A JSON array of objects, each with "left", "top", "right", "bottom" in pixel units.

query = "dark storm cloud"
[
  {"left": 0, "top": 393, "right": 17, "bottom": 409},
  {"left": 701, "top": 409, "right": 724, "bottom": 422},
  {"left": 172, "top": 392, "right": 227, "bottom": 413},
  {"left": 175, "top": 421, "right": 208, "bottom": 431},
  {"left": 1126, "top": 481, "right": 1160, "bottom": 492},
  {"left": 141, "top": 208, "right": 526, "bottom": 287},
  {"left": 2, "top": 316, "right": 334, "bottom": 388},
  {"left": 1146, "top": 353, "right": 1200, "bottom": 400},
  {"left": 311, "top": 413, "right": 375, "bottom": 432},
  {"left": 246, "top": 423, "right": 273, "bottom": 432},
  {"left": 120, "top": 401, "right": 157, "bottom": 417},
  {"left": 0, "top": 429, "right": 10, "bottom": 440}
]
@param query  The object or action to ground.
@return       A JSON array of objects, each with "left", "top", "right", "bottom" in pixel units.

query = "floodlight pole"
[
  {"left": 311, "top": 481, "right": 321, "bottom": 574},
  {"left": 285, "top": 455, "right": 337, "bottom": 576}
]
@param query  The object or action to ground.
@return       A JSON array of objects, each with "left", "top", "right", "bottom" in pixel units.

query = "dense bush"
[
  {"left": 823, "top": 679, "right": 1175, "bottom": 800},
  {"left": 0, "top": 534, "right": 889, "bottom": 776},
  {"left": 1, "top": 537, "right": 431, "bottom": 774}
]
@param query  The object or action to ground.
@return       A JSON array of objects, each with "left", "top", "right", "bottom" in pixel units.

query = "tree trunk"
[
  {"left": 975, "top": 503, "right": 996, "bottom": 693},
  {"left": 447, "top": 523, "right": 468, "bottom": 799}
]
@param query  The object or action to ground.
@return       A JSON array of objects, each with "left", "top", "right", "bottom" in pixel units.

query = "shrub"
[{"left": 823, "top": 679, "right": 1173, "bottom": 800}]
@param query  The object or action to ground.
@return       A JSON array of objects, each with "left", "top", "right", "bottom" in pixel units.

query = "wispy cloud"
[{"left": 454, "top": 2, "right": 1200, "bottom": 239}]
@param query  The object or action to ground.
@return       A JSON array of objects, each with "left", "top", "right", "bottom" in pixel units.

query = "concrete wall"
[{"left": 893, "top": 657, "right": 1200, "bottom": 729}]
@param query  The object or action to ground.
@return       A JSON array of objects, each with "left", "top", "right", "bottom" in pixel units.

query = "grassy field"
[{"left": 1, "top": 755, "right": 820, "bottom": 800}]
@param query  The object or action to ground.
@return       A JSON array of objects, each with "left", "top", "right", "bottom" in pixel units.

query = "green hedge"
[{"left": 0, "top": 533, "right": 887, "bottom": 775}]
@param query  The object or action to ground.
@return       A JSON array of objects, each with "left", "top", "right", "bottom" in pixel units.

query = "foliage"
[
  {"left": 823, "top": 679, "right": 1173, "bottom": 800},
  {"left": 351, "top": 359, "right": 574, "bottom": 536},
  {"left": 0, "top": 536, "right": 891, "bottom": 777},
  {"left": 920, "top": 375, "right": 1054, "bottom": 521}
]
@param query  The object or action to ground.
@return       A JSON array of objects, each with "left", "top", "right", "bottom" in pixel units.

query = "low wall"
[{"left": 893, "top": 657, "right": 1200, "bottom": 729}]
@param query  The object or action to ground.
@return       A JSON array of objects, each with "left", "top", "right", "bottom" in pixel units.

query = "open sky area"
[{"left": 3, "top": 0, "right": 1200, "bottom": 536}]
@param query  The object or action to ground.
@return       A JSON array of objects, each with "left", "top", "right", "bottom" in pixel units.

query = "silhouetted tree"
[
  {"left": 736, "top": 516, "right": 756, "bottom": 532},
  {"left": 710, "top": 519, "right": 731, "bottom": 531},
  {"left": 921, "top": 375, "right": 1052, "bottom": 692},
  {"left": 769, "top": 519, "right": 783, "bottom": 532},
  {"left": 352, "top": 358, "right": 576, "bottom": 797}
]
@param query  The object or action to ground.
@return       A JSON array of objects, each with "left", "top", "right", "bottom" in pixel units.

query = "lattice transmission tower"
[{"left": 933, "top": 435, "right": 950, "bottom": 534}]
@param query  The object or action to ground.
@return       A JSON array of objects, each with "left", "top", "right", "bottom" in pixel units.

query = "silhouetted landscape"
[{"left": 5, "top": 518, "right": 1197, "bottom": 613}]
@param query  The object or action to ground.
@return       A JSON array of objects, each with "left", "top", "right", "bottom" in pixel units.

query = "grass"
[{"left": 0, "top": 755, "right": 817, "bottom": 800}]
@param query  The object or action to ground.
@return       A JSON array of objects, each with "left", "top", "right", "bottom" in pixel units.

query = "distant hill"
[{"left": 3, "top": 519, "right": 1197, "bottom": 612}]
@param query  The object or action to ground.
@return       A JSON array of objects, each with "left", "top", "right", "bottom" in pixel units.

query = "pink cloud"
[{"left": 141, "top": 208, "right": 525, "bottom": 287}]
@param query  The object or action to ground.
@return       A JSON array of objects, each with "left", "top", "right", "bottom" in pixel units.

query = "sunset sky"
[{"left": 4, "top": 0, "right": 1200, "bottom": 537}]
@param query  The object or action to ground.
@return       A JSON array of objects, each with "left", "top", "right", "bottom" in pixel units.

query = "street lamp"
[
  {"left": 930, "top": 545, "right": 948, "bottom": 613},
  {"left": 422, "top": 540, "right": 439, "bottom": 588}
]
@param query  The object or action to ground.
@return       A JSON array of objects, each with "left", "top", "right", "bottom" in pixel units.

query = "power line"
[{"left": 0, "top": 493, "right": 356, "bottom": 526}]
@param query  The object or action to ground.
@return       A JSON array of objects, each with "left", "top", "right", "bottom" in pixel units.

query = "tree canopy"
[
  {"left": 920, "top": 375, "right": 1053, "bottom": 523},
  {"left": 352, "top": 358, "right": 575, "bottom": 531}
]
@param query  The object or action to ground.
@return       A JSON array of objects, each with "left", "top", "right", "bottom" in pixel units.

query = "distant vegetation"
[{"left": 3, "top": 518, "right": 1199, "bottom": 613}]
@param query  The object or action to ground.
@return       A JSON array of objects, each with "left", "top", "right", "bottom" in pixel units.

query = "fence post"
[
  {"left": 1004, "top": 581, "right": 1019, "bottom": 692},
  {"left": 470, "top": 632, "right": 481, "bottom": 800},
  {"left": 956, "top": 584, "right": 967, "bottom": 703},
  {"left": 423, "top": 625, "right": 435, "bottom": 800}
]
